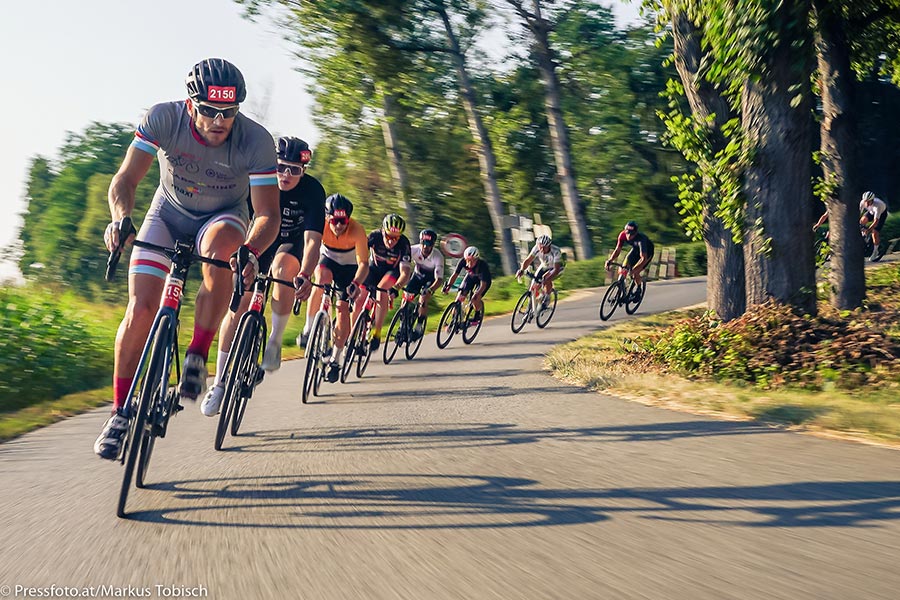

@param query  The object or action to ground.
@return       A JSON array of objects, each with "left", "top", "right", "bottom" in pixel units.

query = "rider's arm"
[
  {"left": 607, "top": 239, "right": 623, "bottom": 265},
  {"left": 299, "top": 231, "right": 323, "bottom": 280},
  {"left": 519, "top": 254, "right": 534, "bottom": 274},
  {"left": 395, "top": 262, "right": 413, "bottom": 290},
  {"left": 813, "top": 211, "right": 828, "bottom": 230},
  {"left": 245, "top": 185, "right": 280, "bottom": 256},
  {"left": 108, "top": 146, "right": 154, "bottom": 219}
]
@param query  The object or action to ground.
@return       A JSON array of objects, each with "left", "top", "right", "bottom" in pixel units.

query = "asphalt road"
[{"left": 2, "top": 275, "right": 899, "bottom": 600}]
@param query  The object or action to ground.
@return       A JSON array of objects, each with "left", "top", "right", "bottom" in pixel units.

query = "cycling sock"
[
  {"left": 214, "top": 350, "right": 229, "bottom": 386},
  {"left": 186, "top": 326, "right": 217, "bottom": 362},
  {"left": 113, "top": 376, "right": 134, "bottom": 410},
  {"left": 373, "top": 327, "right": 382, "bottom": 341},
  {"left": 331, "top": 347, "right": 343, "bottom": 363},
  {"left": 270, "top": 311, "right": 289, "bottom": 347}
]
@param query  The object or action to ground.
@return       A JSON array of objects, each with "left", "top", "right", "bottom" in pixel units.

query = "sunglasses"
[
  {"left": 331, "top": 217, "right": 348, "bottom": 226},
  {"left": 277, "top": 163, "right": 307, "bottom": 176},
  {"left": 625, "top": 229, "right": 637, "bottom": 235},
  {"left": 194, "top": 102, "right": 240, "bottom": 119},
  {"left": 383, "top": 232, "right": 401, "bottom": 241}
]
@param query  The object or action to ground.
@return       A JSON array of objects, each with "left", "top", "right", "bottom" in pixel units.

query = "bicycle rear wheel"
[
  {"left": 356, "top": 319, "right": 373, "bottom": 378},
  {"left": 118, "top": 313, "right": 173, "bottom": 517},
  {"left": 405, "top": 312, "right": 426, "bottom": 360},
  {"left": 341, "top": 314, "right": 366, "bottom": 383},
  {"left": 511, "top": 291, "right": 532, "bottom": 334},
  {"left": 599, "top": 281, "right": 622, "bottom": 321},
  {"left": 383, "top": 306, "right": 405, "bottom": 364},
  {"left": 313, "top": 316, "right": 332, "bottom": 397},
  {"left": 625, "top": 280, "right": 647, "bottom": 315},
  {"left": 436, "top": 302, "right": 459, "bottom": 349},
  {"left": 302, "top": 311, "right": 328, "bottom": 403},
  {"left": 536, "top": 289, "right": 558, "bottom": 328},
  {"left": 462, "top": 303, "right": 482, "bottom": 344}
]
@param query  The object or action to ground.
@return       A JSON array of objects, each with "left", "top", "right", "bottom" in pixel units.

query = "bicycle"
[
  {"left": 342, "top": 284, "right": 391, "bottom": 381},
  {"left": 599, "top": 262, "right": 646, "bottom": 321},
  {"left": 215, "top": 265, "right": 296, "bottom": 450},
  {"left": 383, "top": 288, "right": 427, "bottom": 363},
  {"left": 511, "top": 270, "right": 558, "bottom": 333},
  {"left": 301, "top": 281, "right": 344, "bottom": 403},
  {"left": 105, "top": 217, "right": 240, "bottom": 517},
  {"left": 436, "top": 286, "right": 483, "bottom": 348}
]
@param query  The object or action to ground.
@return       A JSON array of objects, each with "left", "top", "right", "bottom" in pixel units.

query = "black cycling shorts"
[{"left": 405, "top": 272, "right": 435, "bottom": 295}]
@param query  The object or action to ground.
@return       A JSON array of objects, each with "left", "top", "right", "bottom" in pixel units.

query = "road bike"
[
  {"left": 511, "top": 270, "right": 558, "bottom": 333},
  {"left": 436, "top": 286, "right": 483, "bottom": 348},
  {"left": 342, "top": 284, "right": 390, "bottom": 381},
  {"left": 106, "top": 217, "right": 240, "bottom": 517},
  {"left": 301, "top": 281, "right": 344, "bottom": 402},
  {"left": 599, "top": 262, "right": 646, "bottom": 321},
  {"left": 215, "top": 264, "right": 295, "bottom": 450},
  {"left": 383, "top": 288, "right": 428, "bottom": 363}
]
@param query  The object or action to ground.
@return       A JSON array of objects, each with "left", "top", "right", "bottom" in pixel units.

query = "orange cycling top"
[{"left": 321, "top": 218, "right": 368, "bottom": 267}]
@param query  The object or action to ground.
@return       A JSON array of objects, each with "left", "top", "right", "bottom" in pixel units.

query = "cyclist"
[
  {"left": 96, "top": 58, "right": 280, "bottom": 459},
  {"left": 356, "top": 213, "right": 413, "bottom": 352},
  {"left": 406, "top": 229, "right": 445, "bottom": 340},
  {"left": 304, "top": 194, "right": 369, "bottom": 383},
  {"left": 860, "top": 191, "right": 889, "bottom": 261},
  {"left": 442, "top": 246, "right": 492, "bottom": 326},
  {"left": 605, "top": 221, "right": 654, "bottom": 301},
  {"left": 515, "top": 234, "right": 565, "bottom": 307},
  {"left": 200, "top": 136, "right": 325, "bottom": 416}
]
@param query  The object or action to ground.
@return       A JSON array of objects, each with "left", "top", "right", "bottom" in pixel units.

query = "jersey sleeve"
[
  {"left": 354, "top": 225, "right": 370, "bottom": 265},
  {"left": 133, "top": 102, "right": 176, "bottom": 156},
  {"left": 242, "top": 119, "right": 277, "bottom": 188},
  {"left": 304, "top": 180, "right": 326, "bottom": 234},
  {"left": 434, "top": 250, "right": 445, "bottom": 279},
  {"left": 399, "top": 237, "right": 412, "bottom": 265},
  {"left": 617, "top": 231, "right": 628, "bottom": 245}
]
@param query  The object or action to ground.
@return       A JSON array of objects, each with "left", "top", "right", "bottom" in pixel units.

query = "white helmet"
[
  {"left": 862, "top": 191, "right": 875, "bottom": 203},
  {"left": 536, "top": 235, "right": 552, "bottom": 247},
  {"left": 464, "top": 246, "right": 479, "bottom": 259}
]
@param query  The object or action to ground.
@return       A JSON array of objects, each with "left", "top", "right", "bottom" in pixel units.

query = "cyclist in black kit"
[
  {"left": 605, "top": 221, "right": 654, "bottom": 300},
  {"left": 442, "top": 246, "right": 492, "bottom": 326}
]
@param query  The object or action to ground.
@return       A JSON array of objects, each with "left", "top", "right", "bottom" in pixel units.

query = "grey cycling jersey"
[
  {"left": 132, "top": 101, "right": 277, "bottom": 217},
  {"left": 528, "top": 243, "right": 563, "bottom": 270}
]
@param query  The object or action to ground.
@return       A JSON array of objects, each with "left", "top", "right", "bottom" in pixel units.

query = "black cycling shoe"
[
  {"left": 94, "top": 409, "right": 128, "bottom": 460},
  {"left": 326, "top": 362, "right": 340, "bottom": 383},
  {"left": 179, "top": 353, "right": 208, "bottom": 400}
]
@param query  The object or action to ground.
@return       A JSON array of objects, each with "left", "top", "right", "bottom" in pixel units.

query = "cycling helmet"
[
  {"left": 625, "top": 220, "right": 638, "bottom": 231},
  {"left": 277, "top": 137, "right": 312, "bottom": 164},
  {"left": 536, "top": 234, "right": 552, "bottom": 247},
  {"left": 325, "top": 194, "right": 353, "bottom": 218},
  {"left": 185, "top": 58, "right": 246, "bottom": 104},
  {"left": 382, "top": 213, "right": 406, "bottom": 235},
  {"left": 419, "top": 229, "right": 437, "bottom": 246},
  {"left": 862, "top": 191, "right": 875, "bottom": 203},
  {"left": 464, "top": 246, "right": 479, "bottom": 259}
]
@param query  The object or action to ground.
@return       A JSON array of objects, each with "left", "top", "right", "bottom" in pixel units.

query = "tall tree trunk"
[
  {"left": 814, "top": 0, "right": 866, "bottom": 309},
  {"left": 522, "top": 0, "right": 594, "bottom": 260},
  {"left": 741, "top": 0, "right": 816, "bottom": 314},
  {"left": 438, "top": 5, "right": 517, "bottom": 275},
  {"left": 379, "top": 88, "right": 419, "bottom": 236},
  {"left": 671, "top": 9, "right": 746, "bottom": 320}
]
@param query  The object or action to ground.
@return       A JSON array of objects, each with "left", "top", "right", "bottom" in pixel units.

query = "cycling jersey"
[
  {"left": 367, "top": 231, "right": 412, "bottom": 269},
  {"left": 528, "top": 243, "right": 564, "bottom": 271},
  {"left": 410, "top": 244, "right": 445, "bottom": 280},
  {"left": 452, "top": 258, "right": 492, "bottom": 286},
  {"left": 133, "top": 101, "right": 277, "bottom": 217},
  {"left": 617, "top": 230, "right": 655, "bottom": 257},
  {"left": 257, "top": 175, "right": 326, "bottom": 273},
  {"left": 861, "top": 197, "right": 889, "bottom": 232},
  {"left": 321, "top": 219, "right": 368, "bottom": 267}
]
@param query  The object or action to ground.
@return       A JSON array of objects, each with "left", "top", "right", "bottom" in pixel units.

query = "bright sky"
[{"left": 0, "top": 0, "right": 641, "bottom": 281}]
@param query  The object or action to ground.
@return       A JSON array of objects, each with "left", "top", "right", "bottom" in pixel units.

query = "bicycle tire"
[
  {"left": 462, "top": 303, "right": 482, "bottom": 344},
  {"left": 135, "top": 330, "right": 174, "bottom": 488},
  {"left": 383, "top": 306, "right": 405, "bottom": 364},
  {"left": 356, "top": 318, "right": 373, "bottom": 378},
  {"left": 118, "top": 313, "right": 173, "bottom": 517},
  {"left": 536, "top": 289, "right": 558, "bottom": 328},
  {"left": 302, "top": 311, "right": 327, "bottom": 403},
  {"left": 436, "top": 302, "right": 460, "bottom": 349},
  {"left": 231, "top": 313, "right": 264, "bottom": 436},
  {"left": 510, "top": 291, "right": 532, "bottom": 334},
  {"left": 313, "top": 314, "right": 332, "bottom": 397},
  {"left": 405, "top": 312, "right": 426, "bottom": 360},
  {"left": 341, "top": 314, "right": 367, "bottom": 383},
  {"left": 215, "top": 314, "right": 252, "bottom": 448},
  {"left": 625, "top": 280, "right": 647, "bottom": 315},
  {"left": 599, "top": 281, "right": 622, "bottom": 321}
]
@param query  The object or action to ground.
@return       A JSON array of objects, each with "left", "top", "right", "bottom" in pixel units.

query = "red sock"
[
  {"left": 186, "top": 326, "right": 217, "bottom": 362},
  {"left": 113, "top": 377, "right": 133, "bottom": 411}
]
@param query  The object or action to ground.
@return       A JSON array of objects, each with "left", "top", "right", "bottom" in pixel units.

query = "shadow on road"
[{"left": 129, "top": 473, "right": 900, "bottom": 531}]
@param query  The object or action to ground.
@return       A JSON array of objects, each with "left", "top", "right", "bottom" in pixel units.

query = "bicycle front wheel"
[
  {"left": 436, "top": 302, "right": 460, "bottom": 349},
  {"left": 312, "top": 316, "right": 332, "bottom": 397},
  {"left": 302, "top": 311, "right": 328, "bottom": 403},
  {"left": 342, "top": 313, "right": 367, "bottom": 382},
  {"left": 232, "top": 323, "right": 265, "bottom": 436},
  {"left": 536, "top": 289, "right": 558, "bottom": 328},
  {"left": 599, "top": 281, "right": 622, "bottom": 321},
  {"left": 462, "top": 303, "right": 482, "bottom": 344},
  {"left": 356, "top": 319, "right": 373, "bottom": 378},
  {"left": 119, "top": 313, "right": 173, "bottom": 517},
  {"left": 511, "top": 291, "right": 532, "bottom": 334},
  {"left": 405, "top": 312, "right": 426, "bottom": 360},
  {"left": 624, "top": 280, "right": 647, "bottom": 315},
  {"left": 383, "top": 306, "right": 405, "bottom": 364}
]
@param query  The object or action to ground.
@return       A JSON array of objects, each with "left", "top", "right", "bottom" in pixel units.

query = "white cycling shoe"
[
  {"left": 200, "top": 383, "right": 225, "bottom": 417},
  {"left": 261, "top": 344, "right": 282, "bottom": 372}
]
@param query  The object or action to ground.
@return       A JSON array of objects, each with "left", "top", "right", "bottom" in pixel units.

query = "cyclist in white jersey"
[
  {"left": 407, "top": 229, "right": 445, "bottom": 339},
  {"left": 860, "top": 191, "right": 889, "bottom": 261},
  {"left": 515, "top": 235, "right": 565, "bottom": 304},
  {"left": 95, "top": 58, "right": 280, "bottom": 460}
]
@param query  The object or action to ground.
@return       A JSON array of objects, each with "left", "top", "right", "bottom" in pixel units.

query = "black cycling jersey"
[
  {"left": 453, "top": 258, "right": 492, "bottom": 286},
  {"left": 367, "top": 231, "right": 412, "bottom": 269},
  {"left": 276, "top": 174, "right": 326, "bottom": 239},
  {"left": 618, "top": 230, "right": 655, "bottom": 256}
]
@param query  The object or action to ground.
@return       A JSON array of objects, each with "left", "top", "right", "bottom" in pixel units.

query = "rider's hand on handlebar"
[
  {"left": 230, "top": 245, "right": 259, "bottom": 290},
  {"left": 515, "top": 268, "right": 523, "bottom": 279},
  {"left": 346, "top": 281, "right": 360, "bottom": 301},
  {"left": 604, "top": 259, "right": 612, "bottom": 271},
  {"left": 104, "top": 219, "right": 135, "bottom": 253},
  {"left": 293, "top": 273, "right": 313, "bottom": 302},
  {"left": 389, "top": 287, "right": 399, "bottom": 300}
]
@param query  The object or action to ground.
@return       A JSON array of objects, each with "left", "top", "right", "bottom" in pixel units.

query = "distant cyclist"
[
  {"left": 200, "top": 136, "right": 325, "bottom": 416},
  {"left": 95, "top": 58, "right": 279, "bottom": 459},
  {"left": 515, "top": 234, "right": 565, "bottom": 306},
  {"left": 443, "top": 246, "right": 492, "bottom": 326},
  {"left": 357, "top": 213, "right": 413, "bottom": 352},
  {"left": 605, "top": 221, "right": 654, "bottom": 300},
  {"left": 860, "top": 191, "right": 889, "bottom": 261},
  {"left": 407, "top": 229, "right": 445, "bottom": 340}
]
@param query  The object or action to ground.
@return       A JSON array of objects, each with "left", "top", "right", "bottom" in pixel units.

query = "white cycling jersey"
[
  {"left": 860, "top": 197, "right": 888, "bottom": 220},
  {"left": 410, "top": 244, "right": 445, "bottom": 279},
  {"left": 528, "top": 243, "right": 564, "bottom": 271}
]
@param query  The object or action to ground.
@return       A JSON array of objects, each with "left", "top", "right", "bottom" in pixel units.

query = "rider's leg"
[
  {"left": 372, "top": 272, "right": 398, "bottom": 341},
  {"left": 268, "top": 251, "right": 302, "bottom": 346},
  {"left": 113, "top": 272, "right": 165, "bottom": 411},
  {"left": 211, "top": 291, "right": 252, "bottom": 387}
]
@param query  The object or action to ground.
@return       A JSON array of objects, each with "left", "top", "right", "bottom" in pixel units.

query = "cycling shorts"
[
  {"left": 364, "top": 262, "right": 400, "bottom": 289},
  {"left": 405, "top": 272, "right": 435, "bottom": 296},
  {"left": 460, "top": 274, "right": 491, "bottom": 295},
  {"left": 626, "top": 246, "right": 654, "bottom": 269},
  {"left": 318, "top": 256, "right": 358, "bottom": 292},
  {"left": 258, "top": 240, "right": 304, "bottom": 275}
]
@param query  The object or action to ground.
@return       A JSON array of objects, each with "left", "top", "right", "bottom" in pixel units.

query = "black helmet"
[
  {"left": 185, "top": 58, "right": 246, "bottom": 103},
  {"left": 419, "top": 229, "right": 437, "bottom": 246},
  {"left": 625, "top": 220, "right": 638, "bottom": 231},
  {"left": 325, "top": 193, "right": 353, "bottom": 218},
  {"left": 277, "top": 137, "right": 311, "bottom": 164}
]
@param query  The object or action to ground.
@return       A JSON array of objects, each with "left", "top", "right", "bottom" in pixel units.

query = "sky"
[{"left": 0, "top": 0, "right": 642, "bottom": 281}]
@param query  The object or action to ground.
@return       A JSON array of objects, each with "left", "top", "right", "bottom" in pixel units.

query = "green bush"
[
  {"left": 672, "top": 242, "right": 707, "bottom": 277},
  {"left": 0, "top": 288, "right": 111, "bottom": 412}
]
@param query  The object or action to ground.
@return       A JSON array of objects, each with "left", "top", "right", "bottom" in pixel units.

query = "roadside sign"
[{"left": 441, "top": 232, "right": 467, "bottom": 258}]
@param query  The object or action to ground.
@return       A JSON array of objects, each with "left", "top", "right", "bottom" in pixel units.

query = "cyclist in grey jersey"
[
  {"left": 407, "top": 229, "right": 445, "bottom": 337},
  {"left": 516, "top": 235, "right": 565, "bottom": 303},
  {"left": 95, "top": 58, "right": 280, "bottom": 461}
]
